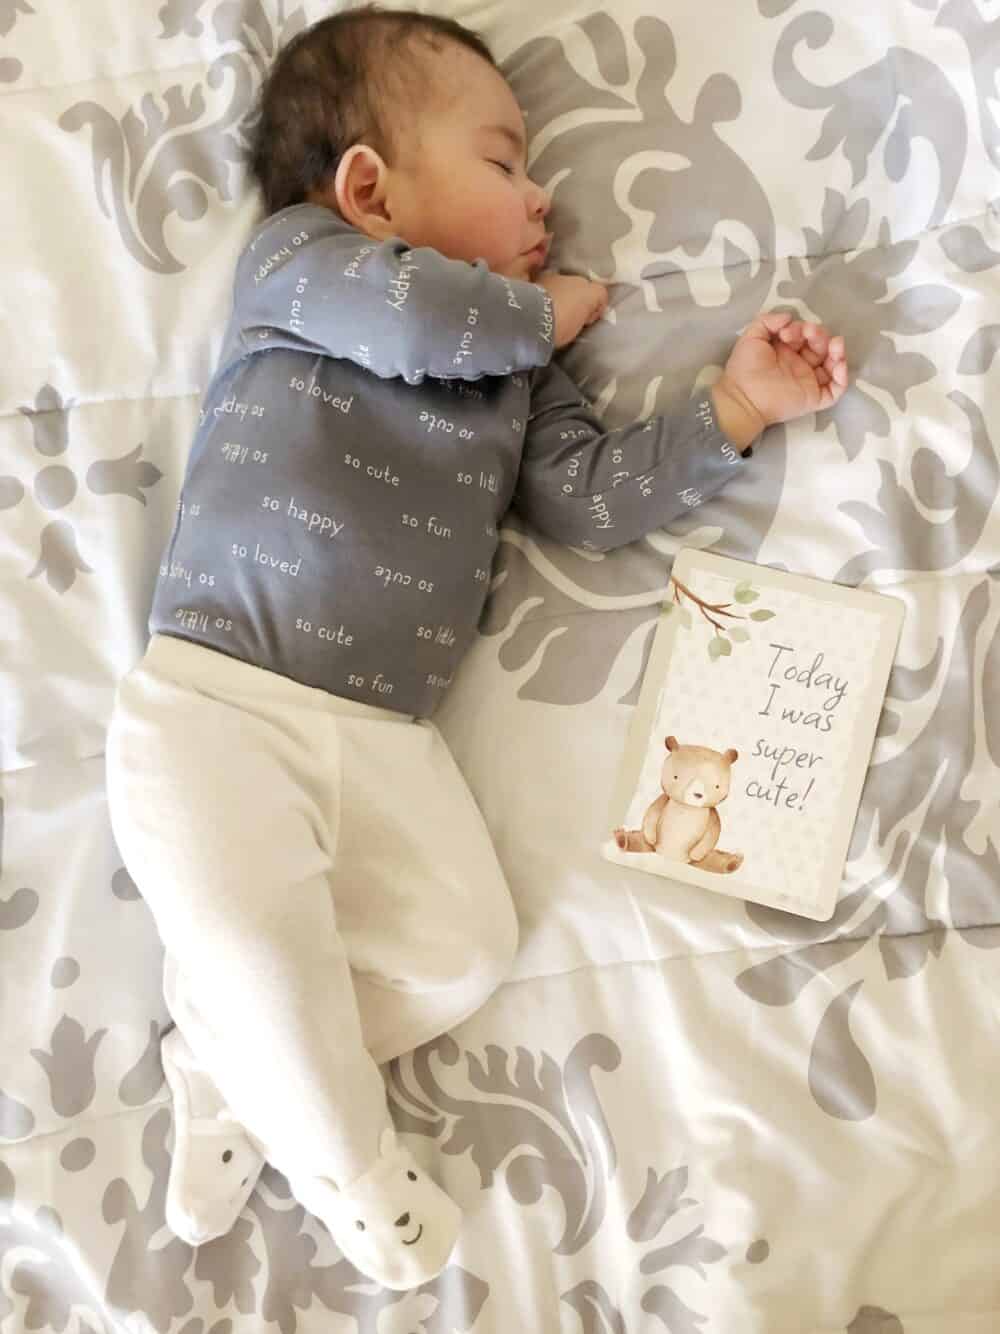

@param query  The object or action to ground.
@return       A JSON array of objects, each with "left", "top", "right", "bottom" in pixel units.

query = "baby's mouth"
[
  {"left": 402, "top": 1224, "right": 424, "bottom": 1246},
  {"left": 522, "top": 233, "right": 552, "bottom": 272}
]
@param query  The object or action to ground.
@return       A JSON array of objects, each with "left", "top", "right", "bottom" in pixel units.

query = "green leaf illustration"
[
  {"left": 730, "top": 626, "right": 750, "bottom": 642},
  {"left": 750, "top": 609, "right": 775, "bottom": 622},
  {"left": 708, "top": 635, "right": 732, "bottom": 660},
  {"left": 733, "top": 582, "right": 759, "bottom": 604}
]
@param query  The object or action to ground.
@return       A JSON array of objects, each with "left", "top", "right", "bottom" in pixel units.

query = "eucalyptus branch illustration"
[{"left": 665, "top": 576, "right": 775, "bottom": 660}]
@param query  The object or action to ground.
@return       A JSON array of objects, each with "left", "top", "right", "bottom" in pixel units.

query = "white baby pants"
[{"left": 106, "top": 634, "right": 518, "bottom": 1186}]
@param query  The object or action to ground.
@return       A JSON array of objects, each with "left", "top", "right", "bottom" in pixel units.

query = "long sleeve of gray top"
[
  {"left": 233, "top": 203, "right": 556, "bottom": 383},
  {"left": 512, "top": 360, "right": 755, "bottom": 552}
]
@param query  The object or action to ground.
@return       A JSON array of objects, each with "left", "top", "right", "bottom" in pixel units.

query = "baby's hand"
[
  {"left": 718, "top": 311, "right": 849, "bottom": 436},
  {"left": 536, "top": 272, "right": 608, "bottom": 349}
]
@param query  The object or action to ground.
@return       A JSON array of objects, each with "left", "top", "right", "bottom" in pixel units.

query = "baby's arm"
[
  {"left": 512, "top": 361, "right": 754, "bottom": 552},
  {"left": 233, "top": 205, "right": 554, "bottom": 382}
]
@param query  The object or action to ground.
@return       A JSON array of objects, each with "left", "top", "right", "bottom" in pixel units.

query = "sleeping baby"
[{"left": 105, "top": 3, "right": 849, "bottom": 1290}]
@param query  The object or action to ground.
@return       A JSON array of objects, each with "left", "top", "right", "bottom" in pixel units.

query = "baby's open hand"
[
  {"left": 535, "top": 272, "right": 608, "bottom": 349},
  {"left": 720, "top": 311, "right": 849, "bottom": 433}
]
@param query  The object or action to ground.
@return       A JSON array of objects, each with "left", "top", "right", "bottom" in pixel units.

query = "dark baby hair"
[{"left": 247, "top": 4, "right": 496, "bottom": 217}]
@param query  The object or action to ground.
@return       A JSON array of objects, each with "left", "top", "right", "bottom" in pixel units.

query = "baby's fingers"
[
  {"left": 802, "top": 323, "right": 830, "bottom": 359},
  {"left": 817, "top": 362, "right": 849, "bottom": 408},
  {"left": 824, "top": 336, "right": 849, "bottom": 386},
  {"left": 779, "top": 321, "right": 825, "bottom": 368},
  {"left": 745, "top": 311, "right": 795, "bottom": 342}
]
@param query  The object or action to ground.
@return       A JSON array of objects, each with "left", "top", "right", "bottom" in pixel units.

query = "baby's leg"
[
  {"left": 328, "top": 710, "right": 519, "bottom": 1066},
  {"left": 137, "top": 703, "right": 515, "bottom": 1252},
  {"left": 106, "top": 638, "right": 460, "bottom": 1287}
]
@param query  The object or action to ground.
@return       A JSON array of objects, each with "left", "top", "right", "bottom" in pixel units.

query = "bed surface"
[{"left": 2, "top": 1, "right": 999, "bottom": 1330}]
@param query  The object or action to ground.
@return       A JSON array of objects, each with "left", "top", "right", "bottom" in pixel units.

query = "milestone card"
[{"left": 603, "top": 549, "right": 904, "bottom": 921}]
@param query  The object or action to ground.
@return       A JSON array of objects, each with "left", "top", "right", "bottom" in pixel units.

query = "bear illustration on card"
[{"left": 614, "top": 736, "right": 743, "bottom": 875}]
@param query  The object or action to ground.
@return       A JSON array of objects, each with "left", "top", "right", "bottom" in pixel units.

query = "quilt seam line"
[
  {"left": 503, "top": 921, "right": 1000, "bottom": 987},
  {"left": 0, "top": 56, "right": 227, "bottom": 102},
  {"left": 0, "top": 1095, "right": 172, "bottom": 1152},
  {"left": 0, "top": 386, "right": 203, "bottom": 424},
  {"left": 626, "top": 204, "right": 1000, "bottom": 281}
]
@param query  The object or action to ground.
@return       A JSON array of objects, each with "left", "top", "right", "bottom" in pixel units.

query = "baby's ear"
[
  {"left": 665, "top": 735, "right": 679, "bottom": 751},
  {"left": 378, "top": 1127, "right": 397, "bottom": 1160},
  {"left": 724, "top": 748, "right": 738, "bottom": 764}
]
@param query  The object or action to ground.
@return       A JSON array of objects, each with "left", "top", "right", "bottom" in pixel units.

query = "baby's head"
[{"left": 248, "top": 5, "right": 552, "bottom": 280}]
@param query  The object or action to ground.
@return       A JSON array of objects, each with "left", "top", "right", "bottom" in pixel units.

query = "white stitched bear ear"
[{"left": 378, "top": 1127, "right": 397, "bottom": 1159}]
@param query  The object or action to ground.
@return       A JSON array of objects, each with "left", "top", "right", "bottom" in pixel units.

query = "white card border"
[{"left": 603, "top": 548, "right": 905, "bottom": 921}]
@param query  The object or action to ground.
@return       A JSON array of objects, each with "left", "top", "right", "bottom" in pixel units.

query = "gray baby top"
[{"left": 150, "top": 203, "right": 750, "bottom": 717}]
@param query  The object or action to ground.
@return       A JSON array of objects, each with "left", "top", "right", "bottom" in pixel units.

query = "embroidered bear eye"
[
  {"left": 356, "top": 1220, "right": 366, "bottom": 1231},
  {"left": 222, "top": 1150, "right": 233, "bottom": 1163},
  {"left": 407, "top": 1170, "right": 417, "bottom": 1180}
]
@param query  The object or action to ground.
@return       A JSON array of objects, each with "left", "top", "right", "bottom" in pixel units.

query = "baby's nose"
[
  {"left": 527, "top": 180, "right": 551, "bottom": 220},
  {"left": 395, "top": 1212, "right": 411, "bottom": 1227}
]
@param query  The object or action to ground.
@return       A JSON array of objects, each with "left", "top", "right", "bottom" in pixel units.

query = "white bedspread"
[{"left": 2, "top": 1, "right": 999, "bottom": 1330}]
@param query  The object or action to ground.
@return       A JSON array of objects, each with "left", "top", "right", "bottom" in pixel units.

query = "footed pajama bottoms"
[{"left": 106, "top": 633, "right": 519, "bottom": 1191}]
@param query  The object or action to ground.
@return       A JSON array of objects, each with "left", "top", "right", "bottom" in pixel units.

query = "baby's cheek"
[{"left": 474, "top": 201, "right": 524, "bottom": 262}]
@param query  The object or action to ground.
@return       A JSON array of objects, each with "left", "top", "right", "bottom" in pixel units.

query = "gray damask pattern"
[
  {"left": 0, "top": 0, "right": 32, "bottom": 83},
  {"left": 1, "top": 384, "right": 163, "bottom": 592},
  {"left": 389, "top": 1034, "right": 732, "bottom": 1332},
  {"left": 2, "top": 0, "right": 997, "bottom": 1329}
]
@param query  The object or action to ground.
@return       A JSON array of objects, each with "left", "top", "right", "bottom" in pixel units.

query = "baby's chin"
[{"left": 494, "top": 256, "right": 544, "bottom": 283}]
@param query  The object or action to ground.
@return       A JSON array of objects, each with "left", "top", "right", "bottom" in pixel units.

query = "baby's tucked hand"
[
  {"left": 718, "top": 311, "right": 849, "bottom": 438},
  {"left": 535, "top": 271, "right": 608, "bottom": 349}
]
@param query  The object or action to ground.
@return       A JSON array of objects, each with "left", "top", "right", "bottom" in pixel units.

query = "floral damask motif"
[
  {"left": 0, "top": 793, "right": 39, "bottom": 937},
  {"left": 511, "top": 13, "right": 776, "bottom": 287},
  {"left": 388, "top": 1035, "right": 732, "bottom": 1331},
  {"left": 848, "top": 1307, "right": 905, "bottom": 1334},
  {"left": 0, "top": 0, "right": 33, "bottom": 84},
  {"left": 59, "top": 0, "right": 307, "bottom": 274},
  {"left": 96, "top": 1110, "right": 488, "bottom": 1334},
  {"left": 853, "top": 578, "right": 1000, "bottom": 941},
  {"left": 390, "top": 1032, "right": 620, "bottom": 1255},
  {"left": 480, "top": 519, "right": 671, "bottom": 708},
  {"left": 834, "top": 392, "right": 997, "bottom": 584},
  {"left": 1, "top": 384, "right": 163, "bottom": 592},
  {"left": 777, "top": 189, "right": 962, "bottom": 469},
  {"left": 30, "top": 1017, "right": 107, "bottom": 1118},
  {"left": 772, "top": 10, "right": 967, "bottom": 228},
  {"left": 734, "top": 574, "right": 1000, "bottom": 1119},
  {"left": 0, "top": 1159, "right": 113, "bottom": 1333},
  {"left": 935, "top": 0, "right": 1000, "bottom": 171}
]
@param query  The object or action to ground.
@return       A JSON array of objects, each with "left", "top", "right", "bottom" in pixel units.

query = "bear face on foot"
[{"left": 289, "top": 1128, "right": 462, "bottom": 1290}]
